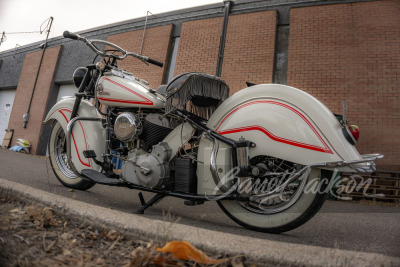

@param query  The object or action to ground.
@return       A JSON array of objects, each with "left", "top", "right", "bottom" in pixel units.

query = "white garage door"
[
  {"left": 0, "top": 89, "right": 16, "bottom": 144},
  {"left": 57, "top": 84, "right": 77, "bottom": 102}
]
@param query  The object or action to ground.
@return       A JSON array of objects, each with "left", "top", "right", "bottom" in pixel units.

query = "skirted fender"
[
  {"left": 197, "top": 84, "right": 365, "bottom": 194},
  {"left": 43, "top": 97, "right": 105, "bottom": 173}
]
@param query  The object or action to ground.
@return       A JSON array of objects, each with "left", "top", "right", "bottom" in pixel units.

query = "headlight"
[{"left": 73, "top": 67, "right": 88, "bottom": 88}]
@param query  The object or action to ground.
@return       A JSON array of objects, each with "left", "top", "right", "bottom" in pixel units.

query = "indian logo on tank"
[{"left": 96, "top": 84, "right": 109, "bottom": 95}]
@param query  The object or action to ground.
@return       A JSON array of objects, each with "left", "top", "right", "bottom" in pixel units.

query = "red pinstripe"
[
  {"left": 216, "top": 100, "right": 333, "bottom": 154},
  {"left": 99, "top": 77, "right": 153, "bottom": 105},
  {"left": 58, "top": 109, "right": 91, "bottom": 167}
]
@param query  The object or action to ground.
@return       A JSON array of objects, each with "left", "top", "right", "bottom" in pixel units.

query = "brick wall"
[
  {"left": 174, "top": 17, "right": 223, "bottom": 76},
  {"left": 106, "top": 25, "right": 173, "bottom": 88},
  {"left": 287, "top": 1, "right": 400, "bottom": 165},
  {"left": 173, "top": 11, "right": 277, "bottom": 95},
  {"left": 222, "top": 10, "right": 277, "bottom": 94},
  {"left": 7, "top": 46, "right": 62, "bottom": 155}
]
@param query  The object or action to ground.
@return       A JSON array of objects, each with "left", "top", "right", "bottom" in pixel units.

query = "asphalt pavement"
[{"left": 0, "top": 148, "right": 399, "bottom": 258}]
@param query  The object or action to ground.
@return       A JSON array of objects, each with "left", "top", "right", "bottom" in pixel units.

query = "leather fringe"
[{"left": 165, "top": 73, "right": 229, "bottom": 119}]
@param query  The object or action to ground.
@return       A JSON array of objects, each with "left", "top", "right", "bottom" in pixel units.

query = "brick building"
[{"left": 0, "top": 0, "right": 399, "bottom": 166}]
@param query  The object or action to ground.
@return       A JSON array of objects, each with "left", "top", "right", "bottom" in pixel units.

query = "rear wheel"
[
  {"left": 218, "top": 156, "right": 330, "bottom": 233},
  {"left": 48, "top": 121, "right": 95, "bottom": 190}
]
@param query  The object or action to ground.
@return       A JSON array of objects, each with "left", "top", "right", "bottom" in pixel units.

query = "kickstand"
[{"left": 134, "top": 192, "right": 165, "bottom": 214}]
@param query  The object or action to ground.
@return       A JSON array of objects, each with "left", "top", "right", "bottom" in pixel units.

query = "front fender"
[{"left": 44, "top": 97, "right": 105, "bottom": 172}]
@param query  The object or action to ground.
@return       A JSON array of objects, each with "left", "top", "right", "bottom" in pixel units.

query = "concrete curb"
[{"left": 1, "top": 177, "right": 399, "bottom": 266}]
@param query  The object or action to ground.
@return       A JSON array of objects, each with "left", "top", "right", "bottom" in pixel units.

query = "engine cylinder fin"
[{"left": 140, "top": 117, "right": 173, "bottom": 151}]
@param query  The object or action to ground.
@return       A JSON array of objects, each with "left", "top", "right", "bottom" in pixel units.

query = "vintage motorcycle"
[{"left": 44, "top": 31, "right": 382, "bottom": 233}]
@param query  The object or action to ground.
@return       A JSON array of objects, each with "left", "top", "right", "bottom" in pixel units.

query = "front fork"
[{"left": 67, "top": 65, "right": 112, "bottom": 177}]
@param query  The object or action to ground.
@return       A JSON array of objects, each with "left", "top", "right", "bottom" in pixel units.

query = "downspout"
[
  {"left": 216, "top": 0, "right": 234, "bottom": 78},
  {"left": 23, "top": 17, "right": 53, "bottom": 128}
]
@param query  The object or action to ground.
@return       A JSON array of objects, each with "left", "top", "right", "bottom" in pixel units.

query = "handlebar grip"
[
  {"left": 147, "top": 58, "right": 164, "bottom": 68},
  {"left": 63, "top": 31, "right": 79, "bottom": 40}
]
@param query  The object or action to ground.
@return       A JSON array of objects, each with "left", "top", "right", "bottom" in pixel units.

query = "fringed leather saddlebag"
[{"left": 165, "top": 72, "right": 229, "bottom": 119}]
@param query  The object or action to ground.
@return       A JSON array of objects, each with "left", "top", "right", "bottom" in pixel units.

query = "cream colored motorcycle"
[{"left": 44, "top": 31, "right": 382, "bottom": 233}]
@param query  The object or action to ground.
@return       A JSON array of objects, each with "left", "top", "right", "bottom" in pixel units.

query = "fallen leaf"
[
  {"left": 60, "top": 233, "right": 73, "bottom": 240},
  {"left": 157, "top": 241, "right": 228, "bottom": 264},
  {"left": 88, "top": 232, "right": 97, "bottom": 240},
  {"left": 42, "top": 207, "right": 54, "bottom": 218},
  {"left": 45, "top": 240, "right": 57, "bottom": 252},
  {"left": 63, "top": 249, "right": 72, "bottom": 256},
  {"left": 96, "top": 257, "right": 105, "bottom": 264},
  {"left": 9, "top": 208, "right": 20, "bottom": 213},
  {"left": 152, "top": 256, "right": 182, "bottom": 266},
  {"left": 106, "top": 230, "right": 121, "bottom": 241}
]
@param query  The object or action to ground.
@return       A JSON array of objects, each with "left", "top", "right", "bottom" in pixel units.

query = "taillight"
[
  {"left": 342, "top": 124, "right": 359, "bottom": 145},
  {"left": 349, "top": 125, "right": 360, "bottom": 141}
]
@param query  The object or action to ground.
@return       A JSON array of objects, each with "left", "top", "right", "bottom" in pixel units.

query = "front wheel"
[
  {"left": 218, "top": 167, "right": 330, "bottom": 233},
  {"left": 48, "top": 121, "right": 95, "bottom": 190}
]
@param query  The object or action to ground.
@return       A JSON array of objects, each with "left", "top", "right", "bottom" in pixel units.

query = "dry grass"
[{"left": 0, "top": 190, "right": 254, "bottom": 266}]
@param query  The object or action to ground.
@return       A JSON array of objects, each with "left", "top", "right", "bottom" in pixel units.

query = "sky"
[{"left": 0, "top": 0, "right": 220, "bottom": 52}]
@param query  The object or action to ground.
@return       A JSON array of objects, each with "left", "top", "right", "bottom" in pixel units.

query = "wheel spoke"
[
  {"left": 53, "top": 127, "right": 77, "bottom": 179},
  {"left": 237, "top": 155, "right": 307, "bottom": 214}
]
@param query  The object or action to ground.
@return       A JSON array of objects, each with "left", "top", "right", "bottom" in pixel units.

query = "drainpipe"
[
  {"left": 23, "top": 17, "right": 53, "bottom": 128},
  {"left": 216, "top": 0, "right": 234, "bottom": 78}
]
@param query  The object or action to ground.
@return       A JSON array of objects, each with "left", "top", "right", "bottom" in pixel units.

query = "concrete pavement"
[
  {"left": 1, "top": 178, "right": 400, "bottom": 266},
  {"left": 0, "top": 148, "right": 400, "bottom": 265}
]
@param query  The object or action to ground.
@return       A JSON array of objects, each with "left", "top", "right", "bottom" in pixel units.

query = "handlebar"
[
  {"left": 63, "top": 30, "right": 164, "bottom": 68},
  {"left": 63, "top": 31, "right": 80, "bottom": 40},
  {"left": 147, "top": 58, "right": 164, "bottom": 67}
]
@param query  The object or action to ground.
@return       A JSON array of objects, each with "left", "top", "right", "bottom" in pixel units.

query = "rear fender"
[
  {"left": 197, "top": 84, "right": 363, "bottom": 194},
  {"left": 44, "top": 97, "right": 105, "bottom": 172}
]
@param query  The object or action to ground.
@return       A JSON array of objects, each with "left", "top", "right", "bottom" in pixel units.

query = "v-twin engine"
[
  {"left": 114, "top": 112, "right": 175, "bottom": 151},
  {"left": 122, "top": 142, "right": 172, "bottom": 189},
  {"left": 115, "top": 113, "right": 179, "bottom": 189}
]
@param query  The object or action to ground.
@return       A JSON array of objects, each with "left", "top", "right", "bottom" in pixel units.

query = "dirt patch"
[{"left": 0, "top": 190, "right": 256, "bottom": 266}]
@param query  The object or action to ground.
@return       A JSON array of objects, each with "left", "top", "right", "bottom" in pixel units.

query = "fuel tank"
[{"left": 96, "top": 72, "right": 165, "bottom": 109}]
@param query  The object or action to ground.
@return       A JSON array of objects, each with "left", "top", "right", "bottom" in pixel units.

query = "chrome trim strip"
[{"left": 314, "top": 154, "right": 384, "bottom": 168}]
